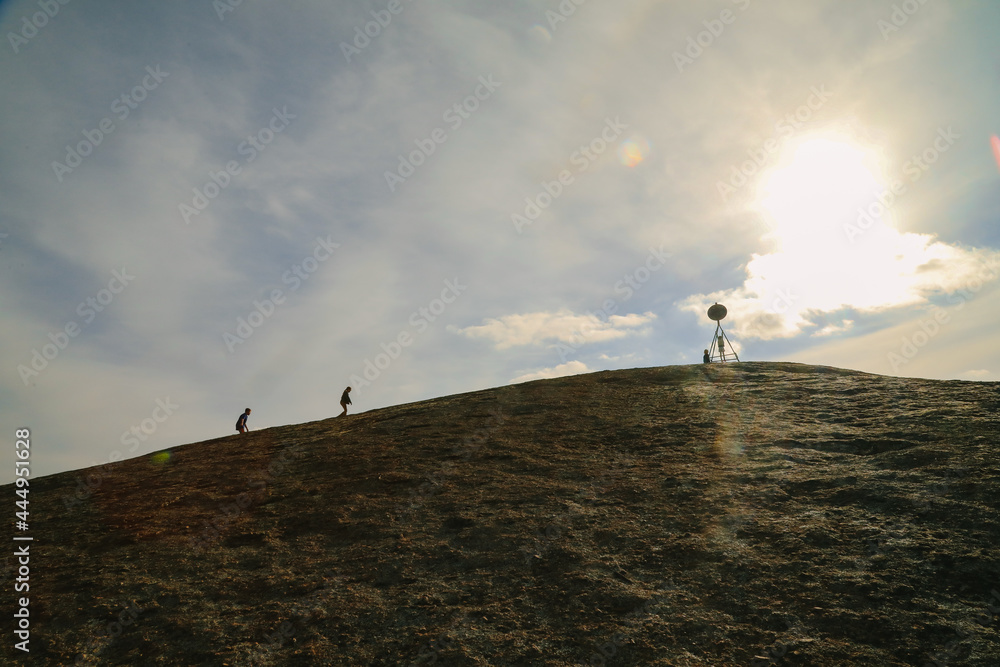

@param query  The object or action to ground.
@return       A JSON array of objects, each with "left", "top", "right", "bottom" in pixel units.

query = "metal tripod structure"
[
  {"left": 707, "top": 320, "right": 739, "bottom": 362},
  {"left": 706, "top": 302, "right": 740, "bottom": 363}
]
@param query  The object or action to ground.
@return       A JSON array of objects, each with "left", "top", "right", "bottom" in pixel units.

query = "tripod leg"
[{"left": 719, "top": 327, "right": 739, "bottom": 362}]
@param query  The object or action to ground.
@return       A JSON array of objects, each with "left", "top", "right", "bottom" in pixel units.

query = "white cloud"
[
  {"left": 510, "top": 361, "right": 591, "bottom": 384},
  {"left": 3, "top": 0, "right": 1000, "bottom": 484},
  {"left": 680, "top": 138, "right": 1000, "bottom": 341},
  {"left": 681, "top": 232, "right": 1000, "bottom": 342},
  {"left": 597, "top": 352, "right": 639, "bottom": 362},
  {"left": 453, "top": 309, "right": 656, "bottom": 349},
  {"left": 812, "top": 320, "right": 854, "bottom": 337},
  {"left": 790, "top": 283, "right": 1000, "bottom": 380}
]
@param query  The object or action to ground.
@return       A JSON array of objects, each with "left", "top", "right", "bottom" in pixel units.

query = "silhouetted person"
[
  {"left": 236, "top": 408, "right": 251, "bottom": 433},
  {"left": 339, "top": 387, "right": 352, "bottom": 417},
  {"left": 703, "top": 349, "right": 711, "bottom": 363}
]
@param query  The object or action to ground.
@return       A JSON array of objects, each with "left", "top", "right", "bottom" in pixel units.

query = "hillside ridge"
[{"left": 8, "top": 362, "right": 1000, "bottom": 666}]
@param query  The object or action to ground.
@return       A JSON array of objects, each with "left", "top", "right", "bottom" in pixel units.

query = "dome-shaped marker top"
[{"left": 707, "top": 303, "right": 727, "bottom": 322}]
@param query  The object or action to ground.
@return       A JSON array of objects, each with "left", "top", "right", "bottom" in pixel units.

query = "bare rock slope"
[{"left": 8, "top": 362, "right": 1000, "bottom": 665}]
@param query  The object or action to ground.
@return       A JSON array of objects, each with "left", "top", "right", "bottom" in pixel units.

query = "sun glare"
[
  {"left": 757, "top": 138, "right": 887, "bottom": 250},
  {"left": 737, "top": 135, "right": 953, "bottom": 322}
]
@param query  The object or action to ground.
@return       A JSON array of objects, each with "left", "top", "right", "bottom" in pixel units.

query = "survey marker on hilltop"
[{"left": 705, "top": 302, "right": 740, "bottom": 363}]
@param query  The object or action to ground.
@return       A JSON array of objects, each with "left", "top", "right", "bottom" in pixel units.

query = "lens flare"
[
  {"left": 150, "top": 451, "right": 172, "bottom": 465},
  {"left": 618, "top": 137, "right": 650, "bottom": 167},
  {"left": 991, "top": 135, "right": 1000, "bottom": 174},
  {"left": 528, "top": 24, "right": 551, "bottom": 43}
]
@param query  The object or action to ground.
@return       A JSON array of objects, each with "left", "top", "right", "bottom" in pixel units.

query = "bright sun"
[
  {"left": 698, "top": 134, "right": 996, "bottom": 341},
  {"left": 744, "top": 135, "right": 925, "bottom": 318},
  {"left": 757, "top": 137, "right": 888, "bottom": 251}
]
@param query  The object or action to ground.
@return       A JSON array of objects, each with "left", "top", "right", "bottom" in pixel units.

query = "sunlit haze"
[{"left": 1, "top": 0, "right": 999, "bottom": 482}]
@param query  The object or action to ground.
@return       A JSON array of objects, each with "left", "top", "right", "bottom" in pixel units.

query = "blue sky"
[{"left": 2, "top": 0, "right": 999, "bottom": 482}]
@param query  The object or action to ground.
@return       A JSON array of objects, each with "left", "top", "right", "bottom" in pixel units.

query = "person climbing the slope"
[
  {"left": 339, "top": 386, "right": 352, "bottom": 417},
  {"left": 236, "top": 408, "right": 251, "bottom": 433}
]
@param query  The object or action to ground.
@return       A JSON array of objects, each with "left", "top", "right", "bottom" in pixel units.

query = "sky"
[{"left": 1, "top": 0, "right": 999, "bottom": 483}]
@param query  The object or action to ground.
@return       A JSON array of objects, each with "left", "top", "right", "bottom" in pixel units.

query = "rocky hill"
[{"left": 5, "top": 362, "right": 1000, "bottom": 666}]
